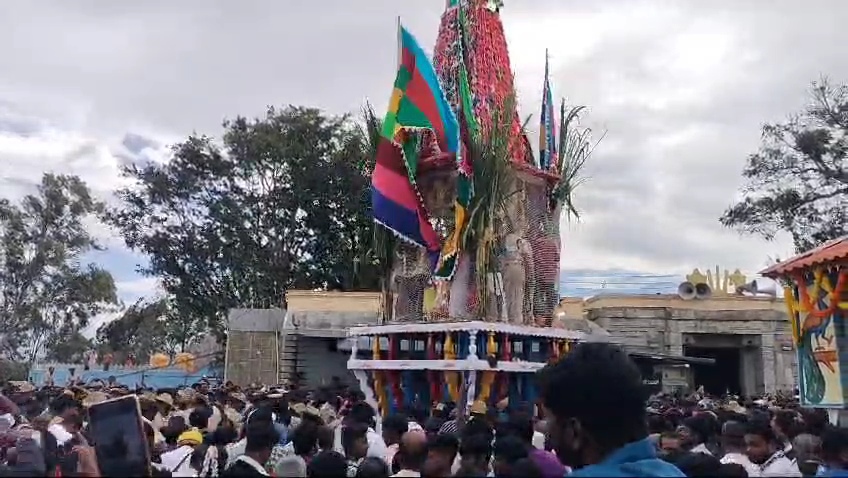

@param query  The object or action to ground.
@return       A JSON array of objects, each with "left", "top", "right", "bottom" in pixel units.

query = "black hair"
[
  {"left": 821, "top": 425, "right": 848, "bottom": 463},
  {"left": 349, "top": 402, "right": 376, "bottom": 428},
  {"left": 745, "top": 417, "right": 778, "bottom": 444},
  {"left": 537, "top": 342, "right": 647, "bottom": 451},
  {"left": 505, "top": 412, "right": 534, "bottom": 444},
  {"left": 292, "top": 421, "right": 319, "bottom": 457},
  {"left": 342, "top": 422, "right": 369, "bottom": 456},
  {"left": 271, "top": 399, "right": 292, "bottom": 426},
  {"left": 721, "top": 420, "right": 746, "bottom": 449},
  {"left": 772, "top": 410, "right": 797, "bottom": 439},
  {"left": 211, "top": 425, "right": 238, "bottom": 446},
  {"left": 382, "top": 414, "right": 409, "bottom": 437},
  {"left": 493, "top": 435, "right": 528, "bottom": 463},
  {"left": 49, "top": 395, "right": 82, "bottom": 415},
  {"left": 718, "top": 463, "right": 749, "bottom": 477},
  {"left": 647, "top": 414, "right": 671, "bottom": 434},
  {"left": 354, "top": 456, "right": 390, "bottom": 478},
  {"left": 682, "top": 415, "right": 712, "bottom": 444},
  {"left": 423, "top": 417, "right": 445, "bottom": 437},
  {"left": 317, "top": 425, "right": 334, "bottom": 451},
  {"left": 458, "top": 433, "right": 492, "bottom": 463},
  {"left": 245, "top": 420, "right": 280, "bottom": 453},
  {"left": 246, "top": 406, "right": 274, "bottom": 426},
  {"left": 140, "top": 400, "right": 159, "bottom": 419},
  {"left": 188, "top": 406, "right": 212, "bottom": 430},
  {"left": 307, "top": 450, "right": 348, "bottom": 478},
  {"left": 669, "top": 452, "right": 722, "bottom": 478},
  {"left": 427, "top": 433, "right": 459, "bottom": 459},
  {"left": 461, "top": 416, "right": 493, "bottom": 443},
  {"left": 408, "top": 403, "right": 427, "bottom": 425}
]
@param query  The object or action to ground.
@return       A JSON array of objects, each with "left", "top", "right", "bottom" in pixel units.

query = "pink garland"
[{"left": 433, "top": 0, "right": 529, "bottom": 165}]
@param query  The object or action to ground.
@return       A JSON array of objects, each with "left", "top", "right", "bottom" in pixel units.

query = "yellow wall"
[
  {"left": 286, "top": 290, "right": 783, "bottom": 317},
  {"left": 287, "top": 290, "right": 381, "bottom": 313},
  {"left": 555, "top": 294, "right": 784, "bottom": 319}
]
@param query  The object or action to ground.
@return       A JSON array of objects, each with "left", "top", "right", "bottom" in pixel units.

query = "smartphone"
[{"left": 87, "top": 395, "right": 151, "bottom": 477}]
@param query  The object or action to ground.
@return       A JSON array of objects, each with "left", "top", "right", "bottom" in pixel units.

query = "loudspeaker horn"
[
  {"left": 735, "top": 280, "right": 759, "bottom": 295},
  {"left": 757, "top": 283, "right": 778, "bottom": 297},
  {"left": 695, "top": 282, "right": 712, "bottom": 300},
  {"left": 677, "top": 281, "right": 696, "bottom": 300}
]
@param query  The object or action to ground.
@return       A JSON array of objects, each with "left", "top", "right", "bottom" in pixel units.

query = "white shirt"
[
  {"left": 333, "top": 424, "right": 387, "bottom": 459},
  {"left": 721, "top": 452, "right": 761, "bottom": 477},
  {"left": 690, "top": 443, "right": 712, "bottom": 455},
  {"left": 532, "top": 431, "right": 545, "bottom": 450},
  {"left": 760, "top": 451, "right": 801, "bottom": 477},
  {"left": 225, "top": 438, "right": 247, "bottom": 467},
  {"left": 160, "top": 445, "right": 195, "bottom": 477},
  {"left": 391, "top": 470, "right": 421, "bottom": 477},
  {"left": 47, "top": 423, "right": 74, "bottom": 446},
  {"left": 367, "top": 427, "right": 388, "bottom": 458}
]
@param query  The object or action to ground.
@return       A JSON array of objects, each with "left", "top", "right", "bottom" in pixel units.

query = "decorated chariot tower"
[{"left": 349, "top": 0, "right": 605, "bottom": 418}]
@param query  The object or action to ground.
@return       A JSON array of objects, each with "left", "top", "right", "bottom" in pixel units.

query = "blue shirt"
[
  {"left": 567, "top": 438, "right": 685, "bottom": 477},
  {"left": 818, "top": 466, "right": 848, "bottom": 477}
]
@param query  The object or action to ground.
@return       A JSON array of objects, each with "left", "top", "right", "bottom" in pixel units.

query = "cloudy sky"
[{"left": 1, "top": 0, "right": 844, "bottom": 307}]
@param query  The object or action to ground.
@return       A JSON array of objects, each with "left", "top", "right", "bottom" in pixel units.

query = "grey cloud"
[
  {"left": 0, "top": 1, "right": 445, "bottom": 137},
  {"left": 1, "top": 0, "right": 845, "bottom": 276},
  {"left": 121, "top": 133, "right": 159, "bottom": 156},
  {"left": 534, "top": 0, "right": 848, "bottom": 270},
  {"left": 0, "top": 117, "right": 42, "bottom": 137}
]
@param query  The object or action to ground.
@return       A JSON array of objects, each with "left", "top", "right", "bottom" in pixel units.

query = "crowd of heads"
[{"left": 0, "top": 342, "right": 846, "bottom": 477}]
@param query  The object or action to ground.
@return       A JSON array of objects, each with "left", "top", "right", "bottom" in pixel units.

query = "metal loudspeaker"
[
  {"left": 736, "top": 279, "right": 778, "bottom": 297},
  {"left": 677, "top": 282, "right": 696, "bottom": 300},
  {"left": 695, "top": 282, "right": 712, "bottom": 300},
  {"left": 757, "top": 283, "right": 778, "bottom": 297},
  {"left": 736, "top": 279, "right": 759, "bottom": 295}
]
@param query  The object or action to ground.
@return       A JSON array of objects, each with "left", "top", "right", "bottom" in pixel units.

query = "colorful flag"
[
  {"left": 433, "top": 0, "right": 477, "bottom": 280},
  {"left": 372, "top": 25, "right": 461, "bottom": 252},
  {"left": 539, "top": 50, "right": 557, "bottom": 170}
]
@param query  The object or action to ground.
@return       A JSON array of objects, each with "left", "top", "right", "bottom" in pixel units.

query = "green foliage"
[
  {"left": 109, "top": 106, "right": 383, "bottom": 333},
  {"left": 95, "top": 298, "right": 196, "bottom": 363},
  {"left": 461, "top": 95, "right": 521, "bottom": 316},
  {"left": 0, "top": 360, "right": 28, "bottom": 382},
  {"left": 0, "top": 173, "right": 117, "bottom": 363},
  {"left": 721, "top": 78, "right": 848, "bottom": 252},
  {"left": 44, "top": 331, "right": 92, "bottom": 363},
  {"left": 552, "top": 101, "right": 598, "bottom": 220},
  {"left": 361, "top": 103, "right": 397, "bottom": 311}
]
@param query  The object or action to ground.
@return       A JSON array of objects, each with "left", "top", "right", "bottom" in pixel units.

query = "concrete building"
[
  {"left": 224, "top": 290, "right": 795, "bottom": 395},
  {"left": 559, "top": 294, "right": 795, "bottom": 396}
]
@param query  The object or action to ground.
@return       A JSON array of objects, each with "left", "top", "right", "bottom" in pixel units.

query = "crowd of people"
[{"left": 0, "top": 342, "right": 846, "bottom": 477}]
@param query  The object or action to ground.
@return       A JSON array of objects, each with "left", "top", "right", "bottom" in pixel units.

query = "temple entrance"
[{"left": 684, "top": 345, "right": 742, "bottom": 395}]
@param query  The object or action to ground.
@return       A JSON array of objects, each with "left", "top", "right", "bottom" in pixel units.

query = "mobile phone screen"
[{"left": 87, "top": 396, "right": 150, "bottom": 477}]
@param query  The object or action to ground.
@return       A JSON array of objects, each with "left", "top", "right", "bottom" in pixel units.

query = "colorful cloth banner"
[
  {"left": 433, "top": 0, "right": 477, "bottom": 280},
  {"left": 539, "top": 51, "right": 557, "bottom": 171},
  {"left": 372, "top": 25, "right": 461, "bottom": 252}
]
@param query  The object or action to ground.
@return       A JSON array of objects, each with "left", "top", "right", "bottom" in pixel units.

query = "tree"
[
  {"left": 721, "top": 79, "right": 848, "bottom": 252},
  {"left": 95, "top": 298, "right": 188, "bottom": 363},
  {"left": 0, "top": 173, "right": 117, "bottom": 362},
  {"left": 44, "top": 331, "right": 92, "bottom": 364},
  {"left": 109, "top": 106, "right": 381, "bottom": 333}
]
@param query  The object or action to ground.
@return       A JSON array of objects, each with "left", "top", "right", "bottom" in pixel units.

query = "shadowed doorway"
[{"left": 684, "top": 345, "right": 742, "bottom": 395}]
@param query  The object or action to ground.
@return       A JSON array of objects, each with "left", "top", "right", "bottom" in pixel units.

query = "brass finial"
[{"left": 687, "top": 266, "right": 747, "bottom": 296}]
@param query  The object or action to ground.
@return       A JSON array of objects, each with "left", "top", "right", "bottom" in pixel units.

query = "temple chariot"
[{"left": 348, "top": 0, "right": 607, "bottom": 417}]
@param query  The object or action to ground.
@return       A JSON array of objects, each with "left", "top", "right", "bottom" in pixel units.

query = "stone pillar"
[{"left": 762, "top": 332, "right": 776, "bottom": 393}]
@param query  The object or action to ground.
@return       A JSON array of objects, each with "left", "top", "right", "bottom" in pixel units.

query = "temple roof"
[{"left": 760, "top": 235, "right": 848, "bottom": 277}]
